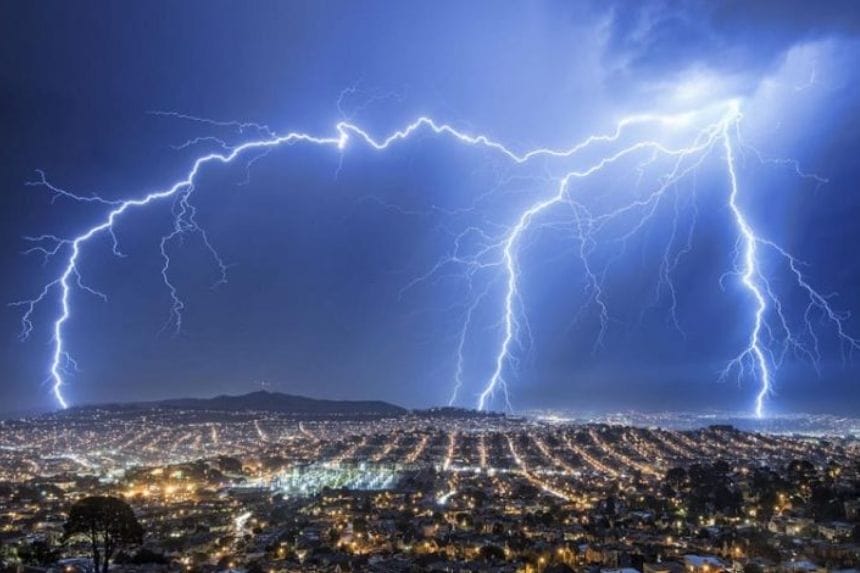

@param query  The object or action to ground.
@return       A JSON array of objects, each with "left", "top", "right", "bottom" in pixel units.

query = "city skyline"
[{"left": 1, "top": 401, "right": 858, "bottom": 572}]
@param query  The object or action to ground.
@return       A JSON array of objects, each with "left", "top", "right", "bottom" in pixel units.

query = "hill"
[{"left": 71, "top": 390, "right": 406, "bottom": 417}]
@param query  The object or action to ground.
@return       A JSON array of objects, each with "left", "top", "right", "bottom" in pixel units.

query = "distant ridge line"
[{"left": 70, "top": 390, "right": 407, "bottom": 417}]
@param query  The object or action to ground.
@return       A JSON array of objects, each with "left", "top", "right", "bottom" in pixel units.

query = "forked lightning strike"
[{"left": 14, "top": 100, "right": 859, "bottom": 417}]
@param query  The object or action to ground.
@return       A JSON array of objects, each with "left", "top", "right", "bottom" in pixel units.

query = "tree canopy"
[{"left": 64, "top": 496, "right": 144, "bottom": 573}]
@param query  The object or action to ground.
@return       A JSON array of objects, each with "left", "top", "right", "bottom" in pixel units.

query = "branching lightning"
[
  {"left": 14, "top": 98, "right": 859, "bottom": 417},
  {"left": 719, "top": 112, "right": 860, "bottom": 416}
]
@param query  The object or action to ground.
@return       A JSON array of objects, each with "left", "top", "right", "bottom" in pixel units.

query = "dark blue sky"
[{"left": 2, "top": 1, "right": 860, "bottom": 415}]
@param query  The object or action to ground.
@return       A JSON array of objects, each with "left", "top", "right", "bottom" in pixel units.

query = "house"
[
  {"left": 683, "top": 554, "right": 727, "bottom": 572},
  {"left": 779, "top": 560, "right": 825, "bottom": 573},
  {"left": 644, "top": 561, "right": 685, "bottom": 573}
]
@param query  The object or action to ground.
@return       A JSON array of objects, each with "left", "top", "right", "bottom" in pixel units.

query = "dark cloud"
[{"left": 600, "top": 0, "right": 860, "bottom": 79}]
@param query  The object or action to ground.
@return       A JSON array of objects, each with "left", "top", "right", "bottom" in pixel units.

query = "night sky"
[{"left": 2, "top": 1, "right": 860, "bottom": 415}]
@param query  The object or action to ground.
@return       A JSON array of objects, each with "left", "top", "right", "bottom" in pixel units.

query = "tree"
[
  {"left": 19, "top": 539, "right": 60, "bottom": 566},
  {"left": 352, "top": 517, "right": 368, "bottom": 535},
  {"left": 665, "top": 467, "right": 688, "bottom": 489},
  {"left": 479, "top": 544, "right": 506, "bottom": 561},
  {"left": 217, "top": 456, "right": 244, "bottom": 475},
  {"left": 64, "top": 496, "right": 144, "bottom": 573}
]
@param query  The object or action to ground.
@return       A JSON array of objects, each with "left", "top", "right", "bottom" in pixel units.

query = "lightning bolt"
[
  {"left": 14, "top": 99, "right": 859, "bottom": 417},
  {"left": 474, "top": 109, "right": 727, "bottom": 410},
  {"left": 719, "top": 110, "right": 860, "bottom": 417}
]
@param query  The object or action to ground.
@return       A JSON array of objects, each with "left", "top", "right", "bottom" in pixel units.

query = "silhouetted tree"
[
  {"left": 679, "top": 463, "right": 742, "bottom": 519},
  {"left": 787, "top": 459, "right": 816, "bottom": 485},
  {"left": 352, "top": 517, "right": 368, "bottom": 535},
  {"left": 216, "top": 456, "right": 244, "bottom": 475},
  {"left": 665, "top": 467, "right": 688, "bottom": 489},
  {"left": 810, "top": 483, "right": 843, "bottom": 520},
  {"left": 64, "top": 496, "right": 143, "bottom": 573},
  {"left": 19, "top": 539, "right": 59, "bottom": 566},
  {"left": 480, "top": 544, "right": 506, "bottom": 561}
]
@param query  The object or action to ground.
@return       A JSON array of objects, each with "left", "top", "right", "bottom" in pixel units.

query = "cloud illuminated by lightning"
[{"left": 13, "top": 99, "right": 859, "bottom": 417}]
